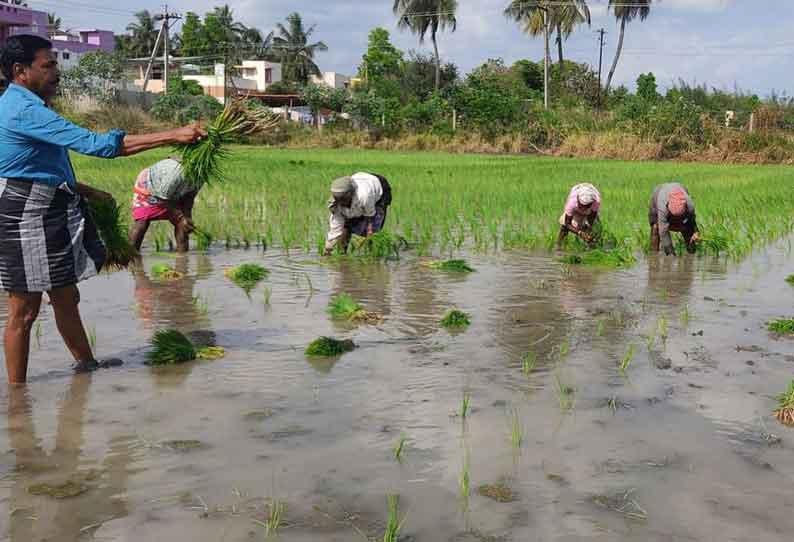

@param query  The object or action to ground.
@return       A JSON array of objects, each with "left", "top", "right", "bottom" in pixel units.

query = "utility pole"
[
  {"left": 596, "top": 28, "right": 606, "bottom": 109},
  {"left": 543, "top": 8, "right": 550, "bottom": 110},
  {"left": 154, "top": 5, "right": 181, "bottom": 95}
]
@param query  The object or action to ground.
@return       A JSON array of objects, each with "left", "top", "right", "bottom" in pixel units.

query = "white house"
[
  {"left": 237, "top": 60, "right": 282, "bottom": 91},
  {"left": 310, "top": 71, "right": 351, "bottom": 90}
]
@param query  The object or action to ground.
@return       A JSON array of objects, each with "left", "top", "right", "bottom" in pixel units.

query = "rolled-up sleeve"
[
  {"left": 15, "top": 104, "right": 125, "bottom": 158},
  {"left": 325, "top": 208, "right": 347, "bottom": 250}
]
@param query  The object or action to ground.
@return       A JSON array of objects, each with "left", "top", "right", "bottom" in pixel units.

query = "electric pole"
[
  {"left": 154, "top": 5, "right": 181, "bottom": 95},
  {"left": 543, "top": 8, "right": 550, "bottom": 110},
  {"left": 596, "top": 28, "right": 606, "bottom": 109}
]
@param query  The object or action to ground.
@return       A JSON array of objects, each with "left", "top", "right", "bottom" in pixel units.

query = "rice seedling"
[
  {"left": 424, "top": 259, "right": 475, "bottom": 273},
  {"left": 88, "top": 324, "right": 97, "bottom": 354},
  {"left": 645, "top": 332, "right": 655, "bottom": 352},
  {"left": 87, "top": 198, "right": 138, "bottom": 270},
  {"left": 460, "top": 391, "right": 471, "bottom": 419},
  {"left": 786, "top": 275, "right": 794, "bottom": 285},
  {"left": 393, "top": 433, "right": 407, "bottom": 461},
  {"left": 559, "top": 338, "right": 570, "bottom": 359},
  {"left": 146, "top": 329, "right": 225, "bottom": 365},
  {"left": 382, "top": 495, "right": 404, "bottom": 542},
  {"left": 440, "top": 309, "right": 471, "bottom": 329},
  {"left": 679, "top": 304, "right": 690, "bottom": 326},
  {"left": 253, "top": 499, "right": 285, "bottom": 538},
  {"left": 225, "top": 263, "right": 269, "bottom": 293},
  {"left": 151, "top": 263, "right": 184, "bottom": 281},
  {"left": 194, "top": 227, "right": 213, "bottom": 251},
  {"left": 263, "top": 286, "right": 272, "bottom": 306},
  {"left": 522, "top": 352, "right": 537, "bottom": 375},
  {"left": 508, "top": 408, "right": 523, "bottom": 449},
  {"left": 619, "top": 344, "right": 636, "bottom": 375},
  {"left": 327, "top": 294, "right": 380, "bottom": 324},
  {"left": 773, "top": 380, "right": 794, "bottom": 426},
  {"left": 554, "top": 372, "right": 576, "bottom": 413},
  {"left": 349, "top": 231, "right": 409, "bottom": 260},
  {"left": 558, "top": 247, "right": 636, "bottom": 268},
  {"left": 596, "top": 319, "right": 606, "bottom": 337},
  {"left": 658, "top": 313, "right": 669, "bottom": 342},
  {"left": 768, "top": 318, "right": 794, "bottom": 335},
  {"left": 459, "top": 453, "right": 470, "bottom": 499},
  {"left": 304, "top": 337, "right": 356, "bottom": 357}
]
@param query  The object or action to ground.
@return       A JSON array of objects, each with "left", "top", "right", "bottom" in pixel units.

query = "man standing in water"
[
  {"left": 649, "top": 182, "right": 701, "bottom": 255},
  {"left": 0, "top": 35, "right": 205, "bottom": 384},
  {"left": 323, "top": 172, "right": 392, "bottom": 255},
  {"left": 556, "top": 182, "right": 601, "bottom": 248},
  {"left": 129, "top": 157, "right": 200, "bottom": 253}
]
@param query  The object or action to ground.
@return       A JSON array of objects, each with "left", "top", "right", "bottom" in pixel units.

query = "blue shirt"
[{"left": 0, "top": 84, "right": 125, "bottom": 187}]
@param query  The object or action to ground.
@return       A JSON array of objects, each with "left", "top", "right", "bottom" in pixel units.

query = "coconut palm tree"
[
  {"left": 272, "top": 12, "right": 328, "bottom": 85},
  {"left": 605, "top": 0, "right": 652, "bottom": 93},
  {"left": 47, "top": 13, "right": 62, "bottom": 35},
  {"left": 504, "top": 0, "right": 552, "bottom": 108},
  {"left": 513, "top": 1, "right": 590, "bottom": 74},
  {"left": 393, "top": 0, "right": 457, "bottom": 91},
  {"left": 125, "top": 10, "right": 159, "bottom": 58}
]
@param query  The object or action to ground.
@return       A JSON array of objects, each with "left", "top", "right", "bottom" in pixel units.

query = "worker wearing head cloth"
[
  {"left": 649, "top": 182, "right": 701, "bottom": 255},
  {"left": 324, "top": 172, "right": 392, "bottom": 255},
  {"left": 557, "top": 183, "right": 602, "bottom": 248}
]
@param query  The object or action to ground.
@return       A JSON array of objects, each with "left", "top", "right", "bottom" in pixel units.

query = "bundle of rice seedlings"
[
  {"left": 424, "top": 259, "right": 475, "bottom": 273},
  {"left": 440, "top": 309, "right": 471, "bottom": 329},
  {"left": 327, "top": 294, "right": 381, "bottom": 324},
  {"left": 151, "top": 263, "right": 184, "bottom": 281},
  {"left": 304, "top": 337, "right": 356, "bottom": 357},
  {"left": 194, "top": 226, "right": 213, "bottom": 251},
  {"left": 774, "top": 380, "right": 794, "bottom": 426},
  {"left": 146, "top": 329, "right": 226, "bottom": 365},
  {"left": 768, "top": 318, "right": 794, "bottom": 335},
  {"left": 349, "top": 231, "right": 409, "bottom": 260},
  {"left": 87, "top": 198, "right": 138, "bottom": 270},
  {"left": 177, "top": 99, "right": 281, "bottom": 188},
  {"left": 224, "top": 263, "right": 269, "bottom": 292},
  {"left": 786, "top": 275, "right": 794, "bottom": 285},
  {"left": 559, "top": 248, "right": 635, "bottom": 268}
]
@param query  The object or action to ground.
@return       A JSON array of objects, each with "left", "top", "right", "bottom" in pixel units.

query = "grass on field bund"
[{"left": 72, "top": 147, "right": 794, "bottom": 258}]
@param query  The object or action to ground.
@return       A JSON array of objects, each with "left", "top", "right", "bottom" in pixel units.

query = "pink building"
[{"left": 0, "top": 0, "right": 48, "bottom": 43}]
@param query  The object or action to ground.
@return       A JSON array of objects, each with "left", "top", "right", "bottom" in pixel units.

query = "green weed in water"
[
  {"left": 305, "top": 337, "right": 356, "bottom": 357},
  {"left": 225, "top": 263, "right": 269, "bottom": 292},
  {"left": 327, "top": 294, "right": 380, "bottom": 324},
  {"left": 441, "top": 310, "right": 471, "bottom": 329},
  {"left": 147, "top": 329, "right": 197, "bottom": 365},
  {"left": 522, "top": 352, "right": 537, "bottom": 375},
  {"left": 619, "top": 344, "right": 636, "bottom": 375},
  {"left": 460, "top": 391, "right": 471, "bottom": 419},
  {"left": 774, "top": 380, "right": 794, "bottom": 426},
  {"left": 769, "top": 319, "right": 794, "bottom": 335},
  {"left": 393, "top": 433, "right": 407, "bottom": 462},
  {"left": 382, "top": 495, "right": 404, "bottom": 542},
  {"left": 426, "top": 259, "right": 475, "bottom": 273}
]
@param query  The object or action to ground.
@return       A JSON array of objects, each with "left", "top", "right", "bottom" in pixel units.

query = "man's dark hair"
[{"left": 0, "top": 35, "right": 53, "bottom": 81}]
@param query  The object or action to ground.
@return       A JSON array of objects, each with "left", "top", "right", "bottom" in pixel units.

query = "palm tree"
[
  {"left": 125, "top": 10, "right": 159, "bottom": 58},
  {"left": 504, "top": 0, "right": 552, "bottom": 108},
  {"left": 393, "top": 0, "right": 457, "bottom": 91},
  {"left": 47, "top": 13, "right": 62, "bottom": 35},
  {"left": 272, "top": 13, "right": 328, "bottom": 85},
  {"left": 514, "top": 1, "right": 590, "bottom": 75},
  {"left": 605, "top": 0, "right": 652, "bottom": 93}
]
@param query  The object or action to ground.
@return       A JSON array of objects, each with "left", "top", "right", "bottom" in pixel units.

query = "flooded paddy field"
[{"left": 1, "top": 243, "right": 794, "bottom": 541}]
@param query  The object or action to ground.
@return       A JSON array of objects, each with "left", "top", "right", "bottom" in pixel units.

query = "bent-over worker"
[
  {"left": 323, "top": 172, "right": 392, "bottom": 255},
  {"left": 649, "top": 182, "right": 701, "bottom": 255},
  {"left": 129, "top": 158, "right": 199, "bottom": 253},
  {"left": 557, "top": 183, "right": 601, "bottom": 247}
]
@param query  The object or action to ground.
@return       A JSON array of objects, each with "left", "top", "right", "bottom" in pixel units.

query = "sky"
[{"left": 30, "top": 0, "right": 794, "bottom": 95}]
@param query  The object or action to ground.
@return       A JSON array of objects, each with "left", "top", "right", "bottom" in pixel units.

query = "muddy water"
[{"left": 1, "top": 244, "right": 793, "bottom": 542}]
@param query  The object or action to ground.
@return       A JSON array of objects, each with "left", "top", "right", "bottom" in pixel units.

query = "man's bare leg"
[
  {"left": 48, "top": 285, "right": 95, "bottom": 369},
  {"left": 4, "top": 292, "right": 43, "bottom": 384},
  {"left": 129, "top": 220, "right": 151, "bottom": 251}
]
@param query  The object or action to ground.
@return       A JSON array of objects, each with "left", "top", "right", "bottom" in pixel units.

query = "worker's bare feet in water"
[{"left": 71, "top": 358, "right": 124, "bottom": 373}]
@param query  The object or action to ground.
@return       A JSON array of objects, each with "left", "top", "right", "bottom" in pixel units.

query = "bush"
[{"left": 151, "top": 93, "right": 223, "bottom": 125}]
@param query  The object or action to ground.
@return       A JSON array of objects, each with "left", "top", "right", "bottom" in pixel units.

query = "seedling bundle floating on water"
[
  {"left": 304, "top": 337, "right": 356, "bottom": 357},
  {"left": 768, "top": 318, "right": 794, "bottom": 335},
  {"left": 349, "top": 231, "right": 409, "bottom": 260},
  {"left": 87, "top": 198, "right": 138, "bottom": 270},
  {"left": 177, "top": 99, "right": 281, "bottom": 188},
  {"left": 774, "top": 380, "right": 794, "bottom": 426},
  {"left": 225, "top": 263, "right": 269, "bottom": 292},
  {"left": 327, "top": 294, "right": 381, "bottom": 324},
  {"left": 559, "top": 247, "right": 636, "bottom": 268},
  {"left": 151, "top": 263, "right": 184, "bottom": 281},
  {"left": 423, "top": 259, "right": 475, "bottom": 273},
  {"left": 146, "top": 329, "right": 225, "bottom": 366},
  {"left": 440, "top": 309, "right": 471, "bottom": 329}
]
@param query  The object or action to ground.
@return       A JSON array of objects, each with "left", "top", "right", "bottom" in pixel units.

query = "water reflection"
[{"left": 6, "top": 377, "right": 131, "bottom": 541}]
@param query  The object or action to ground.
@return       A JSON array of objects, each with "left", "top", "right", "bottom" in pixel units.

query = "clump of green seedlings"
[
  {"left": 382, "top": 495, "right": 405, "bottom": 542},
  {"left": 349, "top": 231, "right": 409, "bottom": 260},
  {"left": 393, "top": 433, "right": 407, "bottom": 461},
  {"left": 225, "top": 263, "right": 269, "bottom": 292},
  {"left": 619, "top": 344, "right": 636, "bottom": 375},
  {"left": 194, "top": 228, "right": 213, "bottom": 251},
  {"left": 768, "top": 318, "right": 794, "bottom": 335},
  {"left": 460, "top": 391, "right": 471, "bottom": 419},
  {"left": 679, "top": 304, "right": 690, "bottom": 326},
  {"left": 774, "top": 380, "right": 794, "bottom": 426},
  {"left": 151, "top": 263, "right": 184, "bottom": 281},
  {"left": 440, "top": 309, "right": 471, "bottom": 329},
  {"left": 786, "top": 275, "right": 794, "bottom": 285},
  {"left": 146, "top": 329, "right": 225, "bottom": 365},
  {"left": 508, "top": 408, "right": 523, "bottom": 449},
  {"left": 559, "top": 247, "right": 636, "bottom": 268},
  {"left": 522, "top": 352, "right": 537, "bottom": 375},
  {"left": 327, "top": 294, "right": 381, "bottom": 324},
  {"left": 253, "top": 499, "right": 285, "bottom": 538},
  {"left": 88, "top": 198, "right": 138, "bottom": 270},
  {"left": 424, "top": 259, "right": 475, "bottom": 273},
  {"left": 555, "top": 372, "right": 576, "bottom": 413},
  {"left": 658, "top": 313, "right": 669, "bottom": 342},
  {"left": 304, "top": 337, "right": 356, "bottom": 357}
]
